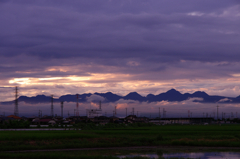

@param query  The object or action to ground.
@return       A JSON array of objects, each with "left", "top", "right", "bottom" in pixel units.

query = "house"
[
  {"left": 28, "top": 116, "right": 38, "bottom": 122},
  {"left": 7, "top": 115, "right": 22, "bottom": 120},
  {"left": 66, "top": 116, "right": 88, "bottom": 124},
  {"left": 109, "top": 116, "right": 119, "bottom": 123},
  {"left": 149, "top": 117, "right": 214, "bottom": 125},
  {"left": 94, "top": 116, "right": 110, "bottom": 125},
  {"left": 0, "top": 116, "right": 13, "bottom": 123},
  {"left": 135, "top": 117, "right": 149, "bottom": 123},
  {"left": 124, "top": 115, "right": 149, "bottom": 123}
]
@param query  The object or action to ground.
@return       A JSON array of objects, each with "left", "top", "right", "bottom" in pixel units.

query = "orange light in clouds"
[
  {"left": 7, "top": 73, "right": 131, "bottom": 85},
  {"left": 67, "top": 76, "right": 91, "bottom": 81},
  {"left": 39, "top": 77, "right": 63, "bottom": 81},
  {"left": 9, "top": 78, "right": 31, "bottom": 85},
  {"left": 90, "top": 102, "right": 99, "bottom": 108},
  {"left": 47, "top": 68, "right": 68, "bottom": 72},
  {"left": 7, "top": 74, "right": 173, "bottom": 95},
  {"left": 116, "top": 103, "right": 129, "bottom": 109}
]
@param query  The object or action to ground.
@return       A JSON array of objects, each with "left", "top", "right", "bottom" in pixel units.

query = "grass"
[{"left": 1, "top": 124, "right": 240, "bottom": 152}]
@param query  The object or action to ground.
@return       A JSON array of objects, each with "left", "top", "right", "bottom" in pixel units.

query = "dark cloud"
[
  {"left": 0, "top": 0, "right": 240, "bottom": 101},
  {"left": 1, "top": 1, "right": 239, "bottom": 62}
]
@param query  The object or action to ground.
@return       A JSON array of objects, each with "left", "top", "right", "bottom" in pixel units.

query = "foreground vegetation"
[
  {"left": 1, "top": 124, "right": 240, "bottom": 158},
  {"left": 0, "top": 149, "right": 197, "bottom": 159}
]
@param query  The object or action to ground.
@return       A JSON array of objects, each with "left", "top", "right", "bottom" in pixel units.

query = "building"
[{"left": 149, "top": 117, "right": 214, "bottom": 124}]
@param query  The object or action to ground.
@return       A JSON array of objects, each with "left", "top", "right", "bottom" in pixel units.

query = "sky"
[{"left": 1, "top": 0, "right": 240, "bottom": 117}]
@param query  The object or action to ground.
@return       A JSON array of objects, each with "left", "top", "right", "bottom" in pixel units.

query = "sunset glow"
[{"left": 1, "top": 1, "right": 240, "bottom": 117}]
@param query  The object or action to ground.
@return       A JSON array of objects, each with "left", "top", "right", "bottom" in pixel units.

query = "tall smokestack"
[
  {"left": 61, "top": 101, "right": 64, "bottom": 117},
  {"left": 76, "top": 94, "right": 79, "bottom": 116},
  {"left": 14, "top": 86, "right": 19, "bottom": 116},
  {"left": 99, "top": 101, "right": 101, "bottom": 110},
  {"left": 51, "top": 95, "right": 54, "bottom": 117}
]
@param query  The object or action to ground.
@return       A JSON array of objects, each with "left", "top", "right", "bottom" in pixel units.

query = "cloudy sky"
[{"left": 1, "top": 0, "right": 240, "bottom": 111}]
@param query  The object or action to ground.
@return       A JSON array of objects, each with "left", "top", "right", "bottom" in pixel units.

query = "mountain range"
[{"left": 2, "top": 89, "right": 240, "bottom": 104}]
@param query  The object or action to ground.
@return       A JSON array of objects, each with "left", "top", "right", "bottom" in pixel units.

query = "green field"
[
  {"left": 1, "top": 124, "right": 240, "bottom": 158},
  {"left": 1, "top": 124, "right": 240, "bottom": 151}
]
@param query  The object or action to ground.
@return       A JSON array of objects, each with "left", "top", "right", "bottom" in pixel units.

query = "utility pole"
[
  {"left": 14, "top": 86, "right": 19, "bottom": 116},
  {"left": 217, "top": 105, "right": 219, "bottom": 120},
  {"left": 126, "top": 108, "right": 127, "bottom": 117}
]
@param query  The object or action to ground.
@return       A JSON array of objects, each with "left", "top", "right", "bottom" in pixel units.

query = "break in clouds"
[{"left": 1, "top": 1, "right": 240, "bottom": 103}]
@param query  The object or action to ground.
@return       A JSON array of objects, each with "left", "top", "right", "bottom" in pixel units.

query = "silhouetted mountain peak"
[
  {"left": 124, "top": 92, "right": 145, "bottom": 101},
  {"left": 192, "top": 91, "right": 209, "bottom": 97},
  {"left": 125, "top": 92, "right": 141, "bottom": 97},
  {"left": 165, "top": 89, "right": 182, "bottom": 95},
  {"left": 146, "top": 94, "right": 155, "bottom": 98},
  {"left": 105, "top": 92, "right": 114, "bottom": 95},
  {"left": 3, "top": 89, "right": 240, "bottom": 105},
  {"left": 94, "top": 92, "right": 121, "bottom": 102}
]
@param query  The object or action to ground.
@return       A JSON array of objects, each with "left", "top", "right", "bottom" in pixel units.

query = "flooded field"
[
  {"left": 118, "top": 151, "right": 240, "bottom": 159},
  {"left": 3, "top": 147, "right": 240, "bottom": 159}
]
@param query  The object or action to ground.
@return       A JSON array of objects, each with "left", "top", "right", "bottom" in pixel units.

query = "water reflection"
[
  {"left": 118, "top": 152, "right": 240, "bottom": 159},
  {"left": 118, "top": 153, "right": 158, "bottom": 159}
]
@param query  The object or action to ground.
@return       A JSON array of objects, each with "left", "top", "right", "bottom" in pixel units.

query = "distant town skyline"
[
  {"left": 1, "top": 88, "right": 240, "bottom": 119},
  {"left": 1, "top": 1, "right": 240, "bottom": 103}
]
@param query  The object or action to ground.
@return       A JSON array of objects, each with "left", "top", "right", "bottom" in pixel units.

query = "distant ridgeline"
[{"left": 2, "top": 89, "right": 240, "bottom": 104}]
